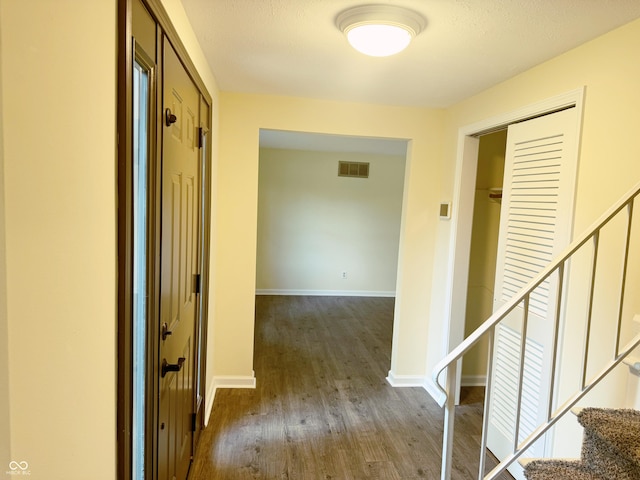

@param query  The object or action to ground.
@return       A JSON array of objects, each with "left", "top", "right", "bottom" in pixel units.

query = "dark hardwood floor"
[{"left": 190, "top": 296, "right": 511, "bottom": 479}]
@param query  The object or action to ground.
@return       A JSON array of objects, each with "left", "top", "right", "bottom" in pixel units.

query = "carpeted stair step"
[
  {"left": 523, "top": 459, "right": 603, "bottom": 480},
  {"left": 577, "top": 408, "right": 640, "bottom": 480}
]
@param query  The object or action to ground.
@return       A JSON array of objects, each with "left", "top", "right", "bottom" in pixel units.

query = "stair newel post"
[{"left": 441, "top": 360, "right": 458, "bottom": 480}]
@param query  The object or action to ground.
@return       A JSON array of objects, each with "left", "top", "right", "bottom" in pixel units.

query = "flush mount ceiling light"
[{"left": 336, "top": 4, "right": 426, "bottom": 57}]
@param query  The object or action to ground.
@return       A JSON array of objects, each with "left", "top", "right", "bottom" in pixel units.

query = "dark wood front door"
[{"left": 157, "top": 37, "right": 201, "bottom": 480}]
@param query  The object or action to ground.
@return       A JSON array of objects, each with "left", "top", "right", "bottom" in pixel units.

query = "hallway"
[{"left": 190, "top": 296, "right": 509, "bottom": 479}]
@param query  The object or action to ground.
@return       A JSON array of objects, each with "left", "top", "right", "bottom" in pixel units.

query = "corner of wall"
[{"left": 204, "top": 373, "right": 256, "bottom": 425}]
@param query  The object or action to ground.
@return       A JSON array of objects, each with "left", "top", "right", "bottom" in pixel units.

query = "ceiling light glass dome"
[{"left": 336, "top": 5, "right": 426, "bottom": 57}]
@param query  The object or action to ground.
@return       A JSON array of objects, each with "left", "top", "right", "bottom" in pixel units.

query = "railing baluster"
[
  {"left": 514, "top": 296, "right": 530, "bottom": 452},
  {"left": 432, "top": 183, "right": 640, "bottom": 480},
  {"left": 478, "top": 327, "right": 495, "bottom": 480},
  {"left": 547, "top": 263, "right": 564, "bottom": 421},
  {"left": 582, "top": 231, "right": 600, "bottom": 390},
  {"left": 441, "top": 360, "right": 458, "bottom": 480},
  {"left": 615, "top": 199, "right": 634, "bottom": 357}
]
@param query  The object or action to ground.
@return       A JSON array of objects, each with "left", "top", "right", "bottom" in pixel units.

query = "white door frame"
[{"left": 441, "top": 87, "right": 585, "bottom": 404}]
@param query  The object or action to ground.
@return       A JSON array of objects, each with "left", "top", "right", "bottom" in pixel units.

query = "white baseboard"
[
  {"left": 204, "top": 373, "right": 257, "bottom": 427},
  {"left": 423, "top": 378, "right": 447, "bottom": 407},
  {"left": 387, "top": 371, "right": 448, "bottom": 406},
  {"left": 386, "top": 371, "right": 426, "bottom": 387},
  {"left": 204, "top": 380, "right": 217, "bottom": 427},
  {"left": 256, "top": 289, "right": 395, "bottom": 298},
  {"left": 461, "top": 375, "right": 486, "bottom": 387},
  {"left": 214, "top": 373, "right": 257, "bottom": 389}
]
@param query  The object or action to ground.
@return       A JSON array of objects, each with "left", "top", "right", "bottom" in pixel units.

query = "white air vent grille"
[{"left": 338, "top": 161, "right": 369, "bottom": 178}]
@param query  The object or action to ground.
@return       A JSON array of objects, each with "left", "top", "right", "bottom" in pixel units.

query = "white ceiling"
[{"left": 181, "top": 0, "right": 640, "bottom": 108}]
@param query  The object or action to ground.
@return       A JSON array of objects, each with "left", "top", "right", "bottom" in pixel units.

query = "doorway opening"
[
  {"left": 444, "top": 88, "right": 585, "bottom": 395},
  {"left": 255, "top": 129, "right": 408, "bottom": 373},
  {"left": 443, "top": 88, "right": 585, "bottom": 479},
  {"left": 461, "top": 130, "right": 506, "bottom": 386}
]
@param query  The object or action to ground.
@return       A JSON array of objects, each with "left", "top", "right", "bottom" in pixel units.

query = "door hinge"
[
  {"left": 198, "top": 127, "right": 204, "bottom": 149},
  {"left": 198, "top": 126, "right": 209, "bottom": 149},
  {"left": 191, "top": 413, "right": 197, "bottom": 432},
  {"left": 193, "top": 273, "right": 201, "bottom": 295}
]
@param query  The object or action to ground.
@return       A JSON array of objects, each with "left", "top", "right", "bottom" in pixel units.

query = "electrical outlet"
[{"left": 341, "top": 271, "right": 347, "bottom": 279}]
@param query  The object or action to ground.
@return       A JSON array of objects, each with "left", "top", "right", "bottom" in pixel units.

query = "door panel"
[
  {"left": 487, "top": 108, "right": 579, "bottom": 479},
  {"left": 158, "top": 37, "right": 201, "bottom": 480}
]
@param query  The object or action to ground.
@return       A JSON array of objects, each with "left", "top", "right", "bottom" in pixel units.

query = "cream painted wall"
[
  {"left": 0, "top": 23, "right": 11, "bottom": 470},
  {"left": 256, "top": 148, "right": 405, "bottom": 295},
  {"left": 0, "top": 0, "right": 116, "bottom": 478},
  {"left": 216, "top": 92, "right": 444, "bottom": 380},
  {"left": 431, "top": 17, "right": 640, "bottom": 457},
  {"left": 432, "top": 16, "right": 640, "bottom": 380},
  {"left": 461, "top": 130, "right": 505, "bottom": 381}
]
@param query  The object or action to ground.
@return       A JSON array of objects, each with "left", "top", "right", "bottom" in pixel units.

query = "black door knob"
[{"left": 165, "top": 108, "right": 177, "bottom": 126}]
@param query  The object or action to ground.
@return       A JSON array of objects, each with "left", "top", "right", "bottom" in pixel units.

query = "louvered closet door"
[{"left": 487, "top": 108, "right": 579, "bottom": 480}]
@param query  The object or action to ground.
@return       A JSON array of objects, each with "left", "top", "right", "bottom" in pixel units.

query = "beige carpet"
[{"left": 524, "top": 408, "right": 640, "bottom": 480}]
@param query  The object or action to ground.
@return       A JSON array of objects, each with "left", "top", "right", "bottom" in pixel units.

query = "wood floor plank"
[{"left": 190, "top": 296, "right": 512, "bottom": 479}]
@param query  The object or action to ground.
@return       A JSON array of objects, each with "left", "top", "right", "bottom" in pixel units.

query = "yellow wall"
[
  {"left": 216, "top": 92, "right": 444, "bottom": 379},
  {"left": 0, "top": 17, "right": 10, "bottom": 468},
  {"left": 429, "top": 17, "right": 640, "bottom": 381},
  {"left": 0, "top": 0, "right": 117, "bottom": 477},
  {"left": 430, "top": 17, "right": 640, "bottom": 456},
  {"left": 444, "top": 18, "right": 640, "bottom": 224}
]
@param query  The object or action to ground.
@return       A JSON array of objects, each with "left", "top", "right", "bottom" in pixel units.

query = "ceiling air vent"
[{"left": 338, "top": 161, "right": 369, "bottom": 178}]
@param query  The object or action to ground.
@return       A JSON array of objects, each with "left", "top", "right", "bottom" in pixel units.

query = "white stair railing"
[{"left": 433, "top": 180, "right": 640, "bottom": 480}]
